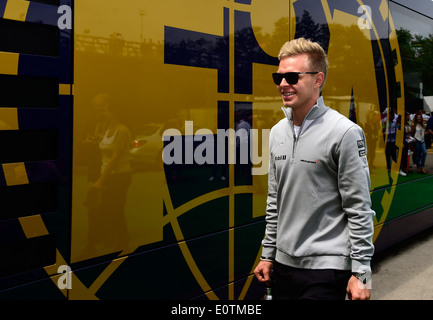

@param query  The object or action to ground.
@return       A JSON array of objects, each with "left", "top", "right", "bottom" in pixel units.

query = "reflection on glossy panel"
[
  {"left": 65, "top": 0, "right": 433, "bottom": 300},
  {"left": 71, "top": 0, "right": 286, "bottom": 269}
]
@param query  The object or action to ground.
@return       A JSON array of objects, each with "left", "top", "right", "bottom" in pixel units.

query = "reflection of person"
[
  {"left": 254, "top": 38, "right": 375, "bottom": 300},
  {"left": 364, "top": 106, "right": 380, "bottom": 171},
  {"left": 426, "top": 115, "right": 433, "bottom": 149},
  {"left": 411, "top": 113, "right": 428, "bottom": 174},
  {"left": 84, "top": 97, "right": 132, "bottom": 255},
  {"left": 81, "top": 94, "right": 109, "bottom": 182},
  {"left": 235, "top": 110, "right": 252, "bottom": 184},
  {"left": 382, "top": 109, "right": 399, "bottom": 173},
  {"left": 399, "top": 113, "right": 413, "bottom": 176}
]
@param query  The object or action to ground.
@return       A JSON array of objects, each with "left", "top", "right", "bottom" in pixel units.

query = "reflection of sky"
[
  {"left": 390, "top": 2, "right": 433, "bottom": 37},
  {"left": 76, "top": 1, "right": 220, "bottom": 42},
  {"left": 391, "top": 0, "right": 433, "bottom": 19},
  {"left": 75, "top": 1, "right": 290, "bottom": 43}
]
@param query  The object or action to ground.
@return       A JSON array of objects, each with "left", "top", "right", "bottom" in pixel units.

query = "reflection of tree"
[
  {"left": 75, "top": 33, "right": 163, "bottom": 58},
  {"left": 318, "top": 23, "right": 376, "bottom": 104},
  {"left": 252, "top": 11, "right": 330, "bottom": 56},
  {"left": 252, "top": 17, "right": 290, "bottom": 55},
  {"left": 397, "top": 28, "right": 433, "bottom": 112},
  {"left": 295, "top": 10, "right": 330, "bottom": 52},
  {"left": 269, "top": 17, "right": 291, "bottom": 50},
  {"left": 417, "top": 34, "right": 433, "bottom": 96}
]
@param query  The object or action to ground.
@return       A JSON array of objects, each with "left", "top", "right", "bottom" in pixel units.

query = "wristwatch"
[
  {"left": 352, "top": 271, "right": 368, "bottom": 284},
  {"left": 260, "top": 256, "right": 274, "bottom": 262}
]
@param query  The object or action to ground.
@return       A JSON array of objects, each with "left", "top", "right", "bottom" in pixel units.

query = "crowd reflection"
[{"left": 70, "top": 9, "right": 433, "bottom": 263}]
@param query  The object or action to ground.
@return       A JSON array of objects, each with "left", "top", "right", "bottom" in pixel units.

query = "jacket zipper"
[
  {"left": 290, "top": 116, "right": 307, "bottom": 160},
  {"left": 282, "top": 103, "right": 319, "bottom": 160},
  {"left": 289, "top": 106, "right": 319, "bottom": 159},
  {"left": 290, "top": 124, "right": 297, "bottom": 160}
]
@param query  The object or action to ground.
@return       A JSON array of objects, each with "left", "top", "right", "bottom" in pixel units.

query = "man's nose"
[{"left": 279, "top": 78, "right": 290, "bottom": 86}]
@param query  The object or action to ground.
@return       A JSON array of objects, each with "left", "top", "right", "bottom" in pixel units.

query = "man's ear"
[{"left": 315, "top": 72, "right": 325, "bottom": 89}]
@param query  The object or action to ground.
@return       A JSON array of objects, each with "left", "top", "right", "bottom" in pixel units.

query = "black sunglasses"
[{"left": 272, "top": 72, "right": 319, "bottom": 85}]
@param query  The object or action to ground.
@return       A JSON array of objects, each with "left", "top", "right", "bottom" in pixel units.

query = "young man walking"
[{"left": 254, "top": 38, "right": 375, "bottom": 300}]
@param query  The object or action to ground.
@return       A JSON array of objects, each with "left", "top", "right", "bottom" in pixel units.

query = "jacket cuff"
[
  {"left": 352, "top": 260, "right": 372, "bottom": 289},
  {"left": 352, "top": 260, "right": 372, "bottom": 285},
  {"left": 261, "top": 246, "right": 276, "bottom": 261},
  {"left": 351, "top": 259, "right": 371, "bottom": 273}
]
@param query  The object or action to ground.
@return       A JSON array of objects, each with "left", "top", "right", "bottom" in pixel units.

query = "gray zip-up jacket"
[{"left": 261, "top": 97, "right": 375, "bottom": 274}]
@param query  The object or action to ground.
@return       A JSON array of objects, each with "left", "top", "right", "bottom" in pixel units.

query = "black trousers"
[{"left": 272, "top": 261, "right": 352, "bottom": 300}]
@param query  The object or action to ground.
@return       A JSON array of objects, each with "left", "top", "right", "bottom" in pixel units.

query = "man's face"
[{"left": 276, "top": 54, "right": 321, "bottom": 110}]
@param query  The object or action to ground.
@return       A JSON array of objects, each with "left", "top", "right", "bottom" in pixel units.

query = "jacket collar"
[{"left": 281, "top": 96, "right": 328, "bottom": 123}]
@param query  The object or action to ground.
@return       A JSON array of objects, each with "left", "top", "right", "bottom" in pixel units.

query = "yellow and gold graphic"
[
  {"left": 67, "top": 0, "right": 407, "bottom": 299},
  {"left": 0, "top": 0, "right": 410, "bottom": 298},
  {"left": 3, "top": 0, "right": 29, "bottom": 22}
]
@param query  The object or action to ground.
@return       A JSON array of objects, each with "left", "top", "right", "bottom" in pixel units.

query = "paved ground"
[
  {"left": 370, "top": 146, "right": 433, "bottom": 300},
  {"left": 372, "top": 225, "right": 433, "bottom": 300},
  {"left": 406, "top": 144, "right": 433, "bottom": 174}
]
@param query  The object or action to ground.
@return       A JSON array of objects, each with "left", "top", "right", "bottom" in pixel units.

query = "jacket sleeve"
[
  {"left": 261, "top": 129, "right": 278, "bottom": 260},
  {"left": 336, "top": 124, "right": 375, "bottom": 275}
]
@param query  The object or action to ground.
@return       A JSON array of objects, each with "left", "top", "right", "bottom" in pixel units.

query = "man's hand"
[
  {"left": 254, "top": 260, "right": 273, "bottom": 286},
  {"left": 346, "top": 275, "right": 371, "bottom": 300}
]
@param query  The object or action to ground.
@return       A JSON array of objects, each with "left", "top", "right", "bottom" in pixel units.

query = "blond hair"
[{"left": 278, "top": 38, "right": 328, "bottom": 90}]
